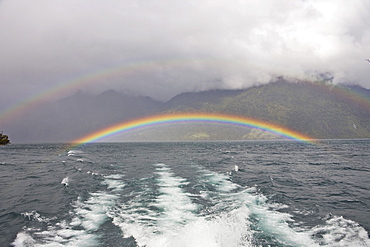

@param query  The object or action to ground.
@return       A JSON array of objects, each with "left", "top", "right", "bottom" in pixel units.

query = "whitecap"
[
  {"left": 102, "top": 175, "right": 126, "bottom": 192},
  {"left": 310, "top": 215, "right": 370, "bottom": 246},
  {"left": 61, "top": 176, "right": 69, "bottom": 186},
  {"left": 67, "top": 150, "right": 84, "bottom": 157},
  {"left": 11, "top": 232, "right": 36, "bottom": 247},
  {"left": 21, "top": 211, "right": 52, "bottom": 222}
]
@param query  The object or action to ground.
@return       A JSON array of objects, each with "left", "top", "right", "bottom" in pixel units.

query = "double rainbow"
[
  {"left": 71, "top": 112, "right": 314, "bottom": 144},
  {"left": 0, "top": 59, "right": 211, "bottom": 126},
  {"left": 1, "top": 58, "right": 369, "bottom": 128}
]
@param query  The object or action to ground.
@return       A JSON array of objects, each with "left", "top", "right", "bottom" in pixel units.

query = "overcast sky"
[{"left": 1, "top": 0, "right": 370, "bottom": 108}]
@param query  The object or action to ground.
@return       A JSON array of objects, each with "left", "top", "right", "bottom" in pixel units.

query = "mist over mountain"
[
  {"left": 5, "top": 79, "right": 370, "bottom": 143},
  {"left": 165, "top": 80, "right": 370, "bottom": 139},
  {"left": 7, "top": 90, "right": 163, "bottom": 142}
]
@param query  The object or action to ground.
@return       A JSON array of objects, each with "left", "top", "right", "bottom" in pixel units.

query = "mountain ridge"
[
  {"left": 4, "top": 80, "right": 370, "bottom": 142},
  {"left": 161, "top": 80, "right": 370, "bottom": 139}
]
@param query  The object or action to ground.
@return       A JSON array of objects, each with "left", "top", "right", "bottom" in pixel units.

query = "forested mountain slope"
[{"left": 5, "top": 79, "right": 370, "bottom": 142}]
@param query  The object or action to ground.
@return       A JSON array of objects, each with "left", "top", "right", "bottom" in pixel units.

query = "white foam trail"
[
  {"left": 243, "top": 192, "right": 317, "bottom": 247},
  {"left": 310, "top": 215, "right": 370, "bottom": 246},
  {"left": 13, "top": 193, "right": 116, "bottom": 246},
  {"left": 108, "top": 182, "right": 160, "bottom": 246},
  {"left": 203, "top": 171, "right": 239, "bottom": 192},
  {"left": 152, "top": 164, "right": 198, "bottom": 230},
  {"left": 12, "top": 223, "right": 99, "bottom": 247},
  {"left": 130, "top": 165, "right": 370, "bottom": 247},
  {"left": 73, "top": 193, "right": 117, "bottom": 231},
  {"left": 13, "top": 163, "right": 370, "bottom": 247},
  {"left": 11, "top": 232, "right": 36, "bottom": 247},
  {"left": 110, "top": 164, "right": 256, "bottom": 247},
  {"left": 179, "top": 165, "right": 319, "bottom": 247},
  {"left": 197, "top": 167, "right": 370, "bottom": 247},
  {"left": 142, "top": 207, "right": 253, "bottom": 247},
  {"left": 104, "top": 174, "right": 124, "bottom": 179},
  {"left": 111, "top": 163, "right": 201, "bottom": 246},
  {"left": 13, "top": 173, "right": 126, "bottom": 246},
  {"left": 102, "top": 174, "right": 125, "bottom": 191},
  {"left": 193, "top": 165, "right": 315, "bottom": 246}
]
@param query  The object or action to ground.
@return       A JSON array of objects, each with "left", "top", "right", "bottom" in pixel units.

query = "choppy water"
[{"left": 1, "top": 140, "right": 369, "bottom": 246}]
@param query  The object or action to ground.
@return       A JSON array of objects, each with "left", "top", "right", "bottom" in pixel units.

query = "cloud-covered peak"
[{"left": 1, "top": 0, "right": 369, "bottom": 106}]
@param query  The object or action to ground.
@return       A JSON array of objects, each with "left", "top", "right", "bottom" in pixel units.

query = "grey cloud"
[{"left": 1, "top": 0, "right": 370, "bottom": 105}]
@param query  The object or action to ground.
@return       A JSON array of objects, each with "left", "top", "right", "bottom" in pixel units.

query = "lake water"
[{"left": 1, "top": 140, "right": 369, "bottom": 246}]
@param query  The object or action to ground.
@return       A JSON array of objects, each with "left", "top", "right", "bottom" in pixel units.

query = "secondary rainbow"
[
  {"left": 0, "top": 58, "right": 215, "bottom": 126},
  {"left": 0, "top": 59, "right": 185, "bottom": 125},
  {"left": 71, "top": 112, "right": 314, "bottom": 145},
  {"left": 2, "top": 57, "right": 369, "bottom": 128}
]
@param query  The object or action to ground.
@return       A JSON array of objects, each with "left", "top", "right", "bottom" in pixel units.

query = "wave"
[
  {"left": 12, "top": 173, "right": 125, "bottom": 247},
  {"left": 12, "top": 162, "right": 370, "bottom": 247},
  {"left": 61, "top": 176, "right": 69, "bottom": 186},
  {"left": 67, "top": 150, "right": 84, "bottom": 156}
]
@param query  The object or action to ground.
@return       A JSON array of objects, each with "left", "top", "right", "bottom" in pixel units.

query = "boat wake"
[{"left": 12, "top": 161, "right": 370, "bottom": 247}]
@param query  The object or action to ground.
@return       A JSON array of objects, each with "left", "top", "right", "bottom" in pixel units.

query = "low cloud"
[{"left": 1, "top": 0, "right": 370, "bottom": 104}]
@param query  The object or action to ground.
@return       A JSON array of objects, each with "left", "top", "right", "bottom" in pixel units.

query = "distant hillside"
[
  {"left": 5, "top": 79, "right": 370, "bottom": 142},
  {"left": 160, "top": 80, "right": 370, "bottom": 139},
  {"left": 100, "top": 80, "right": 370, "bottom": 141},
  {"left": 7, "top": 90, "right": 163, "bottom": 142},
  {"left": 163, "top": 89, "right": 245, "bottom": 111},
  {"left": 216, "top": 81, "right": 370, "bottom": 139}
]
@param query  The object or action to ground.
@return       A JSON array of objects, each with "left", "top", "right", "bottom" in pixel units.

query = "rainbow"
[
  {"left": 71, "top": 112, "right": 314, "bottom": 145},
  {"left": 1, "top": 55, "right": 369, "bottom": 135},
  {"left": 0, "top": 58, "right": 214, "bottom": 126},
  {"left": 1, "top": 57, "right": 369, "bottom": 128}
]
